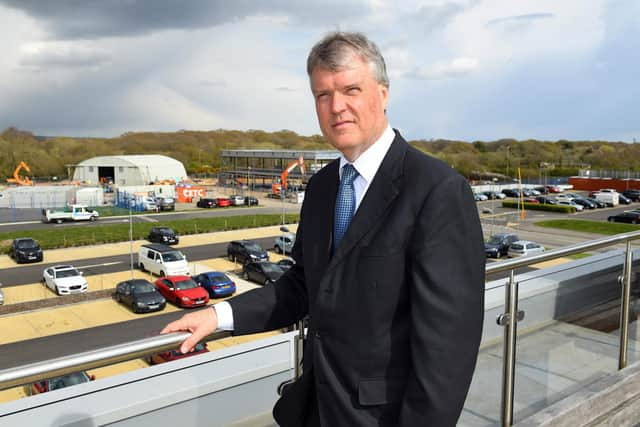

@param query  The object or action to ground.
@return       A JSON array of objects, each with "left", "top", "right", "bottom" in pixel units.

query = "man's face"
[{"left": 310, "top": 55, "right": 389, "bottom": 162}]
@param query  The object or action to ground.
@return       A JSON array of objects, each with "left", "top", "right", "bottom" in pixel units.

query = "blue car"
[{"left": 193, "top": 271, "right": 236, "bottom": 298}]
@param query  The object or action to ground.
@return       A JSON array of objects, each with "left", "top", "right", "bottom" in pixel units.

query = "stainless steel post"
[
  {"left": 619, "top": 240, "right": 633, "bottom": 370},
  {"left": 294, "top": 320, "right": 305, "bottom": 379},
  {"left": 501, "top": 269, "right": 518, "bottom": 427}
]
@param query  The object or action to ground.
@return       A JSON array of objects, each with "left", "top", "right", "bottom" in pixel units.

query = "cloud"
[
  {"left": 410, "top": 2, "right": 466, "bottom": 34},
  {"left": 19, "top": 42, "right": 110, "bottom": 69},
  {"left": 407, "top": 57, "right": 479, "bottom": 80},
  {"left": 0, "top": 0, "right": 372, "bottom": 39},
  {"left": 275, "top": 87, "right": 297, "bottom": 92},
  {"left": 486, "top": 13, "right": 554, "bottom": 30}
]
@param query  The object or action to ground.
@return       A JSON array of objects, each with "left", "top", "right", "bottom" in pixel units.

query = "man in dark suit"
[{"left": 162, "top": 32, "right": 485, "bottom": 426}]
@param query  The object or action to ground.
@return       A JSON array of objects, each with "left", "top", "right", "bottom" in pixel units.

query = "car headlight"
[
  {"left": 250, "top": 254, "right": 258, "bottom": 259},
  {"left": 162, "top": 236, "right": 168, "bottom": 241},
  {"left": 181, "top": 296, "right": 190, "bottom": 301},
  {"left": 137, "top": 302, "right": 146, "bottom": 307}
]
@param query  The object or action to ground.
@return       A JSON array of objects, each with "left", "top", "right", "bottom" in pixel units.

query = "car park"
[
  {"left": 26, "top": 371, "right": 95, "bottom": 395},
  {"left": 244, "top": 196, "right": 259, "bottom": 206},
  {"left": 196, "top": 198, "right": 217, "bottom": 208},
  {"left": 274, "top": 233, "right": 296, "bottom": 254},
  {"left": 242, "top": 261, "right": 286, "bottom": 286},
  {"left": 607, "top": 211, "right": 640, "bottom": 224},
  {"left": 507, "top": 240, "right": 545, "bottom": 258},
  {"left": 227, "top": 240, "right": 269, "bottom": 264},
  {"left": 216, "top": 197, "right": 232, "bottom": 207},
  {"left": 43, "top": 265, "right": 88, "bottom": 295},
  {"left": 147, "top": 342, "right": 209, "bottom": 365},
  {"left": 484, "top": 233, "right": 519, "bottom": 259},
  {"left": 138, "top": 244, "right": 190, "bottom": 277},
  {"left": 8, "top": 237, "right": 43, "bottom": 264},
  {"left": 228, "top": 195, "right": 245, "bottom": 205},
  {"left": 147, "top": 227, "right": 179, "bottom": 245},
  {"left": 114, "top": 279, "right": 166, "bottom": 313},
  {"left": 154, "top": 275, "right": 209, "bottom": 308},
  {"left": 193, "top": 271, "right": 236, "bottom": 298}
]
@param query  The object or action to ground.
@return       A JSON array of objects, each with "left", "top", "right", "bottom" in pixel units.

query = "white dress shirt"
[{"left": 214, "top": 125, "right": 396, "bottom": 331}]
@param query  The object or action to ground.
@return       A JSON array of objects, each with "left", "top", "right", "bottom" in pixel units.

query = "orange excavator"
[
  {"left": 6, "top": 161, "right": 33, "bottom": 186},
  {"left": 272, "top": 156, "right": 305, "bottom": 197}
]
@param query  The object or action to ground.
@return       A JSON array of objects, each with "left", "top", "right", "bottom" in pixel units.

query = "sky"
[{"left": 0, "top": 0, "right": 637, "bottom": 142}]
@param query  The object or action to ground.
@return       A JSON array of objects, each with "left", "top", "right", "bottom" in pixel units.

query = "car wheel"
[
  {"left": 160, "top": 270, "right": 165, "bottom": 277},
  {"left": 56, "top": 219, "right": 63, "bottom": 224},
  {"left": 56, "top": 286, "right": 61, "bottom": 296},
  {"left": 228, "top": 253, "right": 234, "bottom": 262},
  {"left": 634, "top": 220, "right": 638, "bottom": 225},
  {"left": 115, "top": 294, "right": 121, "bottom": 302},
  {"left": 175, "top": 297, "right": 181, "bottom": 306},
  {"left": 495, "top": 251, "right": 501, "bottom": 259},
  {"left": 139, "top": 263, "right": 145, "bottom": 272},
  {"left": 132, "top": 305, "right": 138, "bottom": 314},
  {"left": 264, "top": 279, "right": 270, "bottom": 286},
  {"left": 275, "top": 245, "right": 282, "bottom": 254},
  {"left": 608, "top": 218, "right": 614, "bottom": 222},
  {"left": 243, "top": 271, "right": 249, "bottom": 280},
  {"left": 90, "top": 216, "right": 96, "bottom": 222}
]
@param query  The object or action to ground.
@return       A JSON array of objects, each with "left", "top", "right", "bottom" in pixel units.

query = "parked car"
[
  {"left": 522, "top": 197, "right": 539, "bottom": 204},
  {"left": 147, "top": 342, "right": 209, "bottom": 365},
  {"left": 244, "top": 196, "right": 259, "bottom": 206},
  {"left": 227, "top": 240, "right": 269, "bottom": 264},
  {"left": 114, "top": 279, "right": 166, "bottom": 313},
  {"left": 473, "top": 192, "right": 488, "bottom": 201},
  {"left": 536, "top": 196, "right": 557, "bottom": 205},
  {"left": 196, "top": 198, "right": 217, "bottom": 208},
  {"left": 228, "top": 195, "right": 245, "bottom": 206},
  {"left": 483, "top": 191, "right": 506, "bottom": 200},
  {"left": 587, "top": 197, "right": 606, "bottom": 208},
  {"left": 573, "top": 198, "right": 597, "bottom": 209},
  {"left": 242, "top": 261, "right": 286, "bottom": 286},
  {"left": 155, "top": 196, "right": 175, "bottom": 211},
  {"left": 557, "top": 200, "right": 584, "bottom": 211},
  {"left": 138, "top": 244, "right": 190, "bottom": 277},
  {"left": 502, "top": 189, "right": 520, "bottom": 198},
  {"left": 545, "top": 185, "right": 562, "bottom": 193},
  {"left": 521, "top": 188, "right": 535, "bottom": 197},
  {"left": 277, "top": 258, "right": 295, "bottom": 270},
  {"left": 42, "top": 265, "right": 88, "bottom": 295},
  {"left": 607, "top": 211, "right": 640, "bottom": 224},
  {"left": 193, "top": 271, "right": 236, "bottom": 298},
  {"left": 0, "top": 282, "right": 4, "bottom": 306},
  {"left": 484, "top": 233, "right": 519, "bottom": 259},
  {"left": 147, "top": 227, "right": 179, "bottom": 245},
  {"left": 8, "top": 237, "right": 43, "bottom": 264},
  {"left": 619, "top": 194, "right": 632, "bottom": 205},
  {"left": 622, "top": 189, "right": 640, "bottom": 202},
  {"left": 154, "top": 275, "right": 209, "bottom": 308},
  {"left": 555, "top": 194, "right": 576, "bottom": 202},
  {"left": 216, "top": 197, "right": 231, "bottom": 207},
  {"left": 274, "top": 233, "right": 296, "bottom": 254},
  {"left": 26, "top": 371, "right": 95, "bottom": 395},
  {"left": 507, "top": 240, "right": 545, "bottom": 258}
]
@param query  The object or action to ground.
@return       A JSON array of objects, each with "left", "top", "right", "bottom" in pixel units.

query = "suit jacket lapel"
[
  {"left": 309, "top": 160, "right": 339, "bottom": 275},
  {"left": 328, "top": 133, "right": 407, "bottom": 269}
]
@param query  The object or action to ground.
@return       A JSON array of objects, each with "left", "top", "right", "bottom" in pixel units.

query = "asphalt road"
[{"left": 0, "top": 236, "right": 276, "bottom": 287}]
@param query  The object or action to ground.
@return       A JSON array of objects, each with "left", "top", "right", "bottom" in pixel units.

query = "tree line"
[{"left": 1, "top": 127, "right": 637, "bottom": 181}]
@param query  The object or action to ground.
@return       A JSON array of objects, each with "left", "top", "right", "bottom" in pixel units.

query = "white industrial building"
[{"left": 72, "top": 155, "right": 187, "bottom": 186}]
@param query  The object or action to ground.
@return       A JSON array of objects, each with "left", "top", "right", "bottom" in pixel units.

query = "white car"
[
  {"left": 43, "top": 265, "right": 88, "bottom": 295},
  {"left": 555, "top": 194, "right": 575, "bottom": 202},
  {"left": 507, "top": 240, "right": 545, "bottom": 258},
  {"left": 557, "top": 200, "right": 584, "bottom": 211}
]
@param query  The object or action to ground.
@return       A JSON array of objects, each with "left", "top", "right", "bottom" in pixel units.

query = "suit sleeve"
[
  {"left": 227, "top": 182, "right": 313, "bottom": 335},
  {"left": 400, "top": 173, "right": 485, "bottom": 426}
]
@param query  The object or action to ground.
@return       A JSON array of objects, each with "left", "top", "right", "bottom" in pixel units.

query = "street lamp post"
[{"left": 247, "top": 166, "right": 251, "bottom": 198}]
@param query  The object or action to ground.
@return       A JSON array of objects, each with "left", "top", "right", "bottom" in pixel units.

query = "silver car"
[
  {"left": 274, "top": 233, "right": 296, "bottom": 254},
  {"left": 507, "top": 240, "right": 545, "bottom": 258}
]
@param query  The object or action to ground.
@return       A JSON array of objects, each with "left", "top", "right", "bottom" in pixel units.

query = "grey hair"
[{"left": 307, "top": 31, "right": 389, "bottom": 88}]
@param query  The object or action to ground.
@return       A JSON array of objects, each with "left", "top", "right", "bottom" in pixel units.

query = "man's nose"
[{"left": 331, "top": 93, "right": 347, "bottom": 114}]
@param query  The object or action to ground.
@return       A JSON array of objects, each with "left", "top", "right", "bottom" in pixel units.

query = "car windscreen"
[
  {"left": 158, "top": 228, "right": 174, "bottom": 235},
  {"left": 16, "top": 240, "right": 38, "bottom": 249},
  {"left": 209, "top": 274, "right": 230, "bottom": 284},
  {"left": 48, "top": 372, "right": 89, "bottom": 390},
  {"left": 510, "top": 244, "right": 524, "bottom": 250},
  {"left": 487, "top": 236, "right": 504, "bottom": 245},
  {"left": 132, "top": 282, "right": 156, "bottom": 294},
  {"left": 162, "top": 251, "right": 184, "bottom": 262},
  {"left": 261, "top": 263, "right": 285, "bottom": 274},
  {"left": 174, "top": 279, "right": 198, "bottom": 290},
  {"left": 245, "top": 243, "right": 263, "bottom": 252},
  {"left": 56, "top": 269, "right": 80, "bottom": 278}
]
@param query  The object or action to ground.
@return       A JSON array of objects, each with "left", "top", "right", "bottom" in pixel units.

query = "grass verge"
[
  {"left": 0, "top": 213, "right": 300, "bottom": 253},
  {"left": 535, "top": 219, "right": 640, "bottom": 235}
]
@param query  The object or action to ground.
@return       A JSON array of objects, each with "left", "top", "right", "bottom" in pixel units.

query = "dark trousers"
[{"left": 304, "top": 383, "right": 321, "bottom": 427}]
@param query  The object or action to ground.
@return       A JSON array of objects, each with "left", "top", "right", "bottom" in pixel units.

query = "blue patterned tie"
[{"left": 333, "top": 164, "right": 359, "bottom": 251}]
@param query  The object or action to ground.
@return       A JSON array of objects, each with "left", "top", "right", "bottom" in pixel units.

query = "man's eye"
[{"left": 347, "top": 87, "right": 360, "bottom": 94}]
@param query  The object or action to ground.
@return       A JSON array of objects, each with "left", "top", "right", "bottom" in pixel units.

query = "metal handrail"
[
  {"left": 0, "top": 330, "right": 230, "bottom": 391},
  {"left": 485, "top": 229, "right": 640, "bottom": 276}
]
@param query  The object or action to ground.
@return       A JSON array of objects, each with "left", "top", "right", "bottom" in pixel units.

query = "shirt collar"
[{"left": 338, "top": 125, "right": 395, "bottom": 183}]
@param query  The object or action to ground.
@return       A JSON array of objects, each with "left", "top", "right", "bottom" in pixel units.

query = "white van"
[
  {"left": 594, "top": 192, "right": 619, "bottom": 207},
  {"left": 138, "top": 244, "right": 190, "bottom": 276}
]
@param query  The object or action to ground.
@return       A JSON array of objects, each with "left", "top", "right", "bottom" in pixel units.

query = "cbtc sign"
[{"left": 177, "top": 186, "right": 206, "bottom": 202}]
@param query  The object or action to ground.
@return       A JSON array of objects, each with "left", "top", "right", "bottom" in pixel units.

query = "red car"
[
  {"left": 154, "top": 275, "right": 209, "bottom": 308},
  {"left": 523, "top": 197, "right": 540, "bottom": 204},
  {"left": 147, "top": 342, "right": 209, "bottom": 365},
  {"left": 216, "top": 197, "right": 231, "bottom": 207},
  {"left": 27, "top": 371, "right": 95, "bottom": 395}
]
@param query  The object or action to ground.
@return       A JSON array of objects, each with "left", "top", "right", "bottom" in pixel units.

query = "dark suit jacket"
[{"left": 229, "top": 131, "right": 485, "bottom": 426}]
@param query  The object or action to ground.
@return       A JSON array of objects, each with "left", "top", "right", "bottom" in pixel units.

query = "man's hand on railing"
[{"left": 161, "top": 307, "right": 218, "bottom": 354}]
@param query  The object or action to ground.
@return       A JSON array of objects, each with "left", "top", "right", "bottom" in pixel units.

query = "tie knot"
[{"left": 341, "top": 164, "right": 358, "bottom": 184}]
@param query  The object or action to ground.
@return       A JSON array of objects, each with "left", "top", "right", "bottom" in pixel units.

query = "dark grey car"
[
  {"left": 485, "top": 233, "right": 520, "bottom": 259},
  {"left": 115, "top": 279, "right": 166, "bottom": 313}
]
